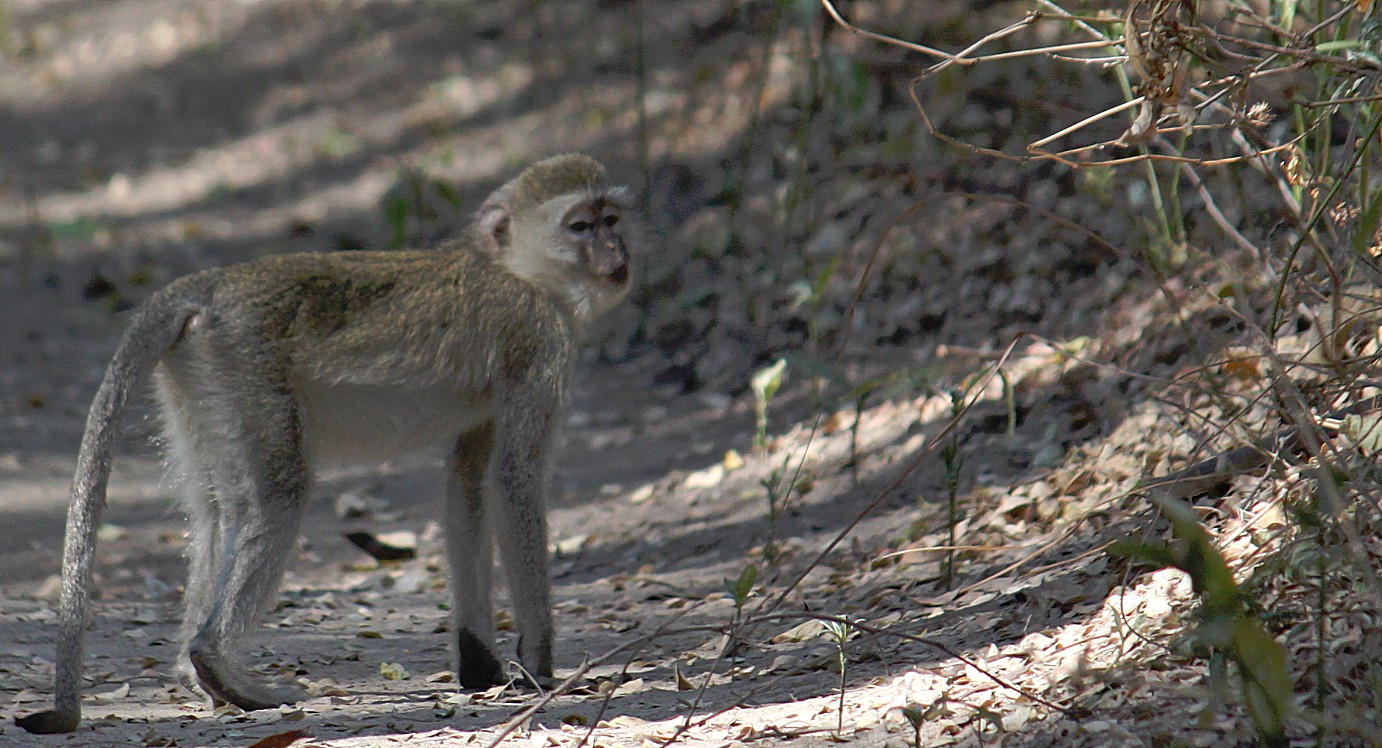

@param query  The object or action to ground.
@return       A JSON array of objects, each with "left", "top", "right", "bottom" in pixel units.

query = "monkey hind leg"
[
  {"left": 187, "top": 496, "right": 311, "bottom": 711},
  {"left": 184, "top": 415, "right": 312, "bottom": 711},
  {"left": 176, "top": 496, "right": 221, "bottom": 702},
  {"left": 155, "top": 370, "right": 231, "bottom": 700}
]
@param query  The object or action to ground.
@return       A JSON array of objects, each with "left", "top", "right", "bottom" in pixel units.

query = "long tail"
[{"left": 17, "top": 292, "right": 201, "bottom": 734}]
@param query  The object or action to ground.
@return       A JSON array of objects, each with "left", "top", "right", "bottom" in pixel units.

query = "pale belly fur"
[{"left": 296, "top": 381, "right": 490, "bottom": 466}]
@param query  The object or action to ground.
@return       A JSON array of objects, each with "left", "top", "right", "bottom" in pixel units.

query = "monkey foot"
[
  {"left": 521, "top": 671, "right": 556, "bottom": 690},
  {"left": 190, "top": 651, "right": 307, "bottom": 712},
  {"left": 176, "top": 659, "right": 211, "bottom": 701},
  {"left": 456, "top": 630, "right": 506, "bottom": 690},
  {"left": 16, "top": 709, "right": 80, "bottom": 734}
]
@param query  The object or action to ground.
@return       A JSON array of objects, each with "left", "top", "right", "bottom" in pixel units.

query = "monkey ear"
[{"left": 475, "top": 204, "right": 511, "bottom": 255}]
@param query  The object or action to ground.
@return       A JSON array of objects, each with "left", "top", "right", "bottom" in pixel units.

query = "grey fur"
[{"left": 16, "top": 155, "right": 631, "bottom": 733}]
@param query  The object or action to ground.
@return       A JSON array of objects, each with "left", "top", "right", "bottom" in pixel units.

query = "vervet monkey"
[{"left": 16, "top": 155, "right": 632, "bottom": 734}]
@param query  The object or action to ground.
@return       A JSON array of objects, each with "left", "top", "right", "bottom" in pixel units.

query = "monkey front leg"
[
  {"left": 446, "top": 423, "right": 504, "bottom": 689},
  {"left": 490, "top": 410, "right": 557, "bottom": 689}
]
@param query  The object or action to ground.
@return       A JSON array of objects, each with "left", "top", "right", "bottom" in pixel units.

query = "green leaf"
[
  {"left": 752, "top": 359, "right": 788, "bottom": 446},
  {"left": 1150, "top": 495, "right": 1240, "bottom": 615},
  {"left": 50, "top": 217, "right": 105, "bottom": 241},
  {"left": 1315, "top": 39, "right": 1363, "bottom": 52},
  {"left": 812, "top": 254, "right": 842, "bottom": 299},
  {"left": 1351, "top": 189, "right": 1382, "bottom": 257},
  {"left": 433, "top": 180, "right": 462, "bottom": 207},
  {"left": 751, "top": 359, "right": 788, "bottom": 406},
  {"left": 726, "top": 563, "right": 758, "bottom": 604},
  {"left": 1109, "top": 540, "right": 1177, "bottom": 570},
  {"left": 1232, "top": 620, "right": 1291, "bottom": 746},
  {"left": 822, "top": 618, "right": 855, "bottom": 644}
]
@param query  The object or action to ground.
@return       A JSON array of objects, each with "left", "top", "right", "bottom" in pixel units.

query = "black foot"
[
  {"left": 456, "top": 629, "right": 506, "bottom": 690},
  {"left": 16, "top": 709, "right": 80, "bottom": 734}
]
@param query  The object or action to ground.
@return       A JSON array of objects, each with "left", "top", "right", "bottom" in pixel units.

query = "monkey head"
[{"left": 477, "top": 154, "right": 632, "bottom": 326}]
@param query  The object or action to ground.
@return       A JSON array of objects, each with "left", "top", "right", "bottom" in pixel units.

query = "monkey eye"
[
  {"left": 568, "top": 220, "right": 592, "bottom": 234},
  {"left": 602, "top": 214, "right": 619, "bottom": 227}
]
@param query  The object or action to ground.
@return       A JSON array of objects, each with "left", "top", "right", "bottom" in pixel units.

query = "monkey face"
[{"left": 563, "top": 197, "right": 630, "bottom": 288}]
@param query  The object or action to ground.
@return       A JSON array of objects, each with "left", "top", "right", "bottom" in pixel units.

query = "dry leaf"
[
  {"left": 596, "top": 714, "right": 648, "bottom": 728},
  {"left": 684, "top": 464, "right": 724, "bottom": 489},
  {"left": 1219, "top": 350, "right": 1262, "bottom": 381},
  {"left": 93, "top": 683, "right": 130, "bottom": 702},
  {"left": 722, "top": 449, "right": 745, "bottom": 471},
  {"left": 553, "top": 533, "right": 589, "bottom": 555},
  {"left": 346, "top": 531, "right": 416, "bottom": 561},
  {"left": 246, "top": 730, "right": 310, "bottom": 748},
  {"left": 675, "top": 663, "right": 695, "bottom": 691},
  {"left": 772, "top": 620, "right": 827, "bottom": 643}
]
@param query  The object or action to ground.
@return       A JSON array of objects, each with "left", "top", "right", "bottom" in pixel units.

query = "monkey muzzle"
[{"left": 588, "top": 235, "right": 630, "bottom": 286}]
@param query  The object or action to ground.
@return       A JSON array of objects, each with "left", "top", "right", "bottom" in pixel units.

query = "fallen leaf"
[
  {"left": 93, "top": 683, "right": 130, "bottom": 702},
  {"left": 722, "top": 449, "right": 745, "bottom": 471},
  {"left": 246, "top": 730, "right": 310, "bottom": 748},
  {"left": 346, "top": 531, "right": 416, "bottom": 561},
  {"left": 553, "top": 533, "right": 589, "bottom": 555},
  {"left": 684, "top": 464, "right": 725, "bottom": 489},
  {"left": 772, "top": 620, "right": 827, "bottom": 643},
  {"left": 675, "top": 663, "right": 695, "bottom": 691}
]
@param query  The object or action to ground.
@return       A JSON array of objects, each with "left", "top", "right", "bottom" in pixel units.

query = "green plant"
[
  {"left": 382, "top": 167, "right": 462, "bottom": 249},
  {"left": 1115, "top": 495, "right": 1292, "bottom": 747},
  {"left": 900, "top": 704, "right": 924, "bottom": 748},
  {"left": 759, "top": 465, "right": 786, "bottom": 566},
  {"left": 725, "top": 563, "right": 757, "bottom": 619},
  {"left": 721, "top": 563, "right": 759, "bottom": 668},
  {"left": 822, "top": 618, "right": 856, "bottom": 737},
  {"left": 940, "top": 389, "right": 965, "bottom": 589},
  {"left": 751, "top": 358, "right": 788, "bottom": 449}
]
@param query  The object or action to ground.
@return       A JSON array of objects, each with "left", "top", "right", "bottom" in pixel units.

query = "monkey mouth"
[{"left": 605, "top": 264, "right": 629, "bottom": 285}]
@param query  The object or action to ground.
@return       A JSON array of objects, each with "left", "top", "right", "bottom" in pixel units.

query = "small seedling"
[
  {"left": 721, "top": 564, "right": 758, "bottom": 666},
  {"left": 900, "top": 704, "right": 924, "bottom": 748},
  {"left": 760, "top": 465, "right": 786, "bottom": 564},
  {"left": 725, "top": 563, "right": 758, "bottom": 618},
  {"left": 822, "top": 618, "right": 856, "bottom": 737},
  {"left": 751, "top": 359, "right": 788, "bottom": 448},
  {"left": 941, "top": 389, "right": 965, "bottom": 589}
]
